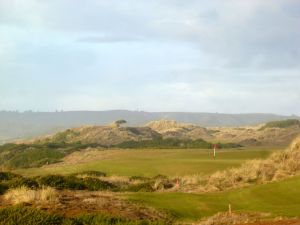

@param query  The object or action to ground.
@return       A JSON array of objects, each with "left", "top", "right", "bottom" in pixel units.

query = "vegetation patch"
[
  {"left": 0, "top": 183, "right": 8, "bottom": 194},
  {"left": 0, "top": 205, "right": 63, "bottom": 225},
  {"left": 7, "top": 177, "right": 39, "bottom": 189},
  {"left": 116, "top": 137, "right": 241, "bottom": 149},
  {"left": 82, "top": 177, "right": 116, "bottom": 191},
  {"left": 0, "top": 205, "right": 168, "bottom": 225},
  {"left": 0, "top": 171, "right": 21, "bottom": 180},
  {"left": 4, "top": 186, "right": 57, "bottom": 204},
  {"left": 0, "top": 142, "right": 104, "bottom": 169},
  {"left": 74, "top": 170, "right": 107, "bottom": 177},
  {"left": 38, "top": 175, "right": 86, "bottom": 190},
  {"left": 260, "top": 119, "right": 300, "bottom": 130},
  {"left": 205, "top": 138, "right": 300, "bottom": 191}
]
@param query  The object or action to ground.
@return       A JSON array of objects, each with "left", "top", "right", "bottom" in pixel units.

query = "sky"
[{"left": 0, "top": 0, "right": 299, "bottom": 115}]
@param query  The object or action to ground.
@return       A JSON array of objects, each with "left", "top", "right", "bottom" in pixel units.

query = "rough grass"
[
  {"left": 0, "top": 206, "right": 63, "bottom": 225},
  {"left": 259, "top": 119, "right": 300, "bottom": 130},
  {"left": 17, "top": 148, "right": 274, "bottom": 177},
  {"left": 125, "top": 175, "right": 300, "bottom": 222},
  {"left": 205, "top": 136, "right": 300, "bottom": 191},
  {"left": 0, "top": 205, "right": 168, "bottom": 225},
  {"left": 4, "top": 186, "right": 58, "bottom": 204}
]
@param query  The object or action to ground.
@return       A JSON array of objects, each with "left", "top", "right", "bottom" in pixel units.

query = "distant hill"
[{"left": 0, "top": 110, "right": 299, "bottom": 143}]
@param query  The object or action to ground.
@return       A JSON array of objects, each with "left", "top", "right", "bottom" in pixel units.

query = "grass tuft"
[{"left": 4, "top": 186, "right": 58, "bottom": 204}]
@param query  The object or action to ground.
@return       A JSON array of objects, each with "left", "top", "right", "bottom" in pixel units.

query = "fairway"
[
  {"left": 17, "top": 148, "right": 275, "bottom": 177},
  {"left": 125, "top": 175, "right": 300, "bottom": 221}
]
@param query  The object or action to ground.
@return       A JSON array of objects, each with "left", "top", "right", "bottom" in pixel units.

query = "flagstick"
[{"left": 213, "top": 144, "right": 216, "bottom": 159}]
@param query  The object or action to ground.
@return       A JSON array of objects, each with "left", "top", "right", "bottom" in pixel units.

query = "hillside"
[
  {"left": 15, "top": 119, "right": 300, "bottom": 148},
  {"left": 41, "top": 126, "right": 161, "bottom": 146},
  {"left": 146, "top": 120, "right": 212, "bottom": 140},
  {"left": 146, "top": 119, "right": 300, "bottom": 147},
  {"left": 209, "top": 120, "right": 300, "bottom": 147},
  {"left": 0, "top": 110, "right": 299, "bottom": 143}
]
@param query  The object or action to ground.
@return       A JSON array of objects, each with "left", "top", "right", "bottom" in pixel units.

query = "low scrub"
[
  {"left": 38, "top": 175, "right": 86, "bottom": 190},
  {"left": 0, "top": 171, "right": 21, "bottom": 180},
  {"left": 0, "top": 206, "right": 63, "bottom": 225},
  {"left": 4, "top": 186, "right": 57, "bottom": 204},
  {"left": 0, "top": 205, "right": 167, "bottom": 225},
  {"left": 0, "top": 142, "right": 104, "bottom": 169},
  {"left": 0, "top": 183, "right": 8, "bottom": 195},
  {"left": 82, "top": 177, "right": 116, "bottom": 191},
  {"left": 259, "top": 119, "right": 300, "bottom": 130},
  {"left": 7, "top": 177, "right": 39, "bottom": 189},
  {"left": 117, "top": 137, "right": 240, "bottom": 149},
  {"left": 126, "top": 182, "right": 155, "bottom": 192}
]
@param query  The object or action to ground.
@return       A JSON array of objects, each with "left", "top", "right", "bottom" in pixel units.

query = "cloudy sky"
[{"left": 0, "top": 0, "right": 299, "bottom": 115}]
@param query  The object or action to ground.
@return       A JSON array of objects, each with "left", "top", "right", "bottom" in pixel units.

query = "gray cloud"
[
  {"left": 0, "top": 0, "right": 299, "bottom": 114},
  {"left": 77, "top": 35, "right": 143, "bottom": 43}
]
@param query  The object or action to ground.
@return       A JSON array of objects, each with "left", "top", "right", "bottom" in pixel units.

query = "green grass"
[
  {"left": 125, "top": 175, "right": 300, "bottom": 222},
  {"left": 17, "top": 148, "right": 274, "bottom": 177}
]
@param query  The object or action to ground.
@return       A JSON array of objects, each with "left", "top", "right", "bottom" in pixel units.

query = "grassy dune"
[
  {"left": 125, "top": 175, "right": 300, "bottom": 221},
  {"left": 17, "top": 148, "right": 274, "bottom": 177}
]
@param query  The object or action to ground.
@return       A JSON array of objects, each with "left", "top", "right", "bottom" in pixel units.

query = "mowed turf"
[
  {"left": 17, "top": 148, "right": 274, "bottom": 177},
  {"left": 125, "top": 175, "right": 300, "bottom": 221}
]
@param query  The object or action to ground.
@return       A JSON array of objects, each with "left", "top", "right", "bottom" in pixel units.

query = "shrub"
[
  {"left": 126, "top": 182, "right": 155, "bottom": 192},
  {"left": 7, "top": 177, "right": 39, "bottom": 189},
  {"left": 0, "top": 172, "right": 21, "bottom": 181},
  {"left": 38, "top": 175, "right": 85, "bottom": 190},
  {"left": 82, "top": 178, "right": 116, "bottom": 191},
  {"left": 0, "top": 205, "right": 167, "bottom": 225},
  {"left": 0, "top": 183, "right": 8, "bottom": 195},
  {"left": 0, "top": 206, "right": 63, "bottom": 225}
]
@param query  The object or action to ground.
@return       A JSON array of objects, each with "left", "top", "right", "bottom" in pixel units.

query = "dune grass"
[
  {"left": 125, "top": 175, "right": 300, "bottom": 222},
  {"left": 16, "top": 148, "right": 274, "bottom": 177}
]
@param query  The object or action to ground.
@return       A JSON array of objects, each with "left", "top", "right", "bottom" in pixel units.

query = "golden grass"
[
  {"left": 4, "top": 186, "right": 58, "bottom": 204},
  {"left": 206, "top": 136, "right": 300, "bottom": 191}
]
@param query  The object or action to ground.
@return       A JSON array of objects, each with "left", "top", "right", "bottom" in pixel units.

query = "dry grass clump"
[
  {"left": 4, "top": 186, "right": 58, "bottom": 204},
  {"left": 206, "top": 136, "right": 300, "bottom": 191},
  {"left": 179, "top": 174, "right": 204, "bottom": 185}
]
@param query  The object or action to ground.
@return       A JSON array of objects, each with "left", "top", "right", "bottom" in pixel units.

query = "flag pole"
[{"left": 213, "top": 144, "right": 217, "bottom": 159}]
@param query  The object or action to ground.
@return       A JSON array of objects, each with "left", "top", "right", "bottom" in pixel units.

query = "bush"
[
  {"left": 0, "top": 205, "right": 167, "bottom": 225},
  {"left": 0, "top": 206, "right": 63, "bottom": 225},
  {"left": 82, "top": 178, "right": 116, "bottom": 191},
  {"left": 116, "top": 137, "right": 239, "bottom": 149},
  {"left": 7, "top": 177, "right": 39, "bottom": 189},
  {"left": 38, "top": 175, "right": 85, "bottom": 190},
  {"left": 0, "top": 172, "right": 21, "bottom": 181},
  {"left": 0, "top": 183, "right": 8, "bottom": 195},
  {"left": 126, "top": 182, "right": 155, "bottom": 192}
]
